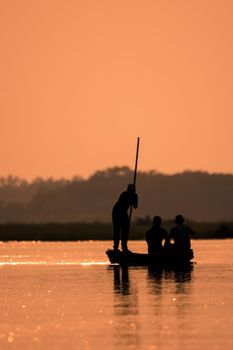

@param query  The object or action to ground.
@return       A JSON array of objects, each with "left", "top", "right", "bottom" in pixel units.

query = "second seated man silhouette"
[
  {"left": 166, "top": 215, "right": 194, "bottom": 252},
  {"left": 112, "top": 184, "right": 138, "bottom": 253}
]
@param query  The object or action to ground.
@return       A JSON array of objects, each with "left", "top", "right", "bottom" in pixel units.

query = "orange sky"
[{"left": 0, "top": 0, "right": 232, "bottom": 180}]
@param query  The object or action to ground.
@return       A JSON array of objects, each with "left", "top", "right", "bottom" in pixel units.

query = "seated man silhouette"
[
  {"left": 112, "top": 184, "right": 138, "bottom": 253},
  {"left": 146, "top": 216, "right": 167, "bottom": 254},
  {"left": 166, "top": 215, "right": 193, "bottom": 251}
]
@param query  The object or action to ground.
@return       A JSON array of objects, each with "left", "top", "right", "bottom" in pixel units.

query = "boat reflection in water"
[
  {"left": 108, "top": 263, "right": 193, "bottom": 348},
  {"left": 147, "top": 263, "right": 193, "bottom": 295}
]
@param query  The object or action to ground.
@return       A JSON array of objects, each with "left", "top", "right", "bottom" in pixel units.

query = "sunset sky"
[{"left": 0, "top": 0, "right": 232, "bottom": 180}]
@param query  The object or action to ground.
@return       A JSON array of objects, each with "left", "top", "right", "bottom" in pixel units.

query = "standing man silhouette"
[{"left": 112, "top": 184, "right": 138, "bottom": 253}]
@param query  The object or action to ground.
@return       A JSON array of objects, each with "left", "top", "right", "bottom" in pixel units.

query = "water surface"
[{"left": 0, "top": 240, "right": 232, "bottom": 349}]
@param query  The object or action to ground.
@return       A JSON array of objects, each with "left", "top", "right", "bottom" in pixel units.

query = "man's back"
[
  {"left": 170, "top": 223, "right": 192, "bottom": 250},
  {"left": 146, "top": 226, "right": 167, "bottom": 253},
  {"left": 113, "top": 191, "right": 138, "bottom": 214}
]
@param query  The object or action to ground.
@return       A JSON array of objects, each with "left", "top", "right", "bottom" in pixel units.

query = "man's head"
[
  {"left": 127, "top": 184, "right": 135, "bottom": 192},
  {"left": 153, "top": 216, "right": 161, "bottom": 226},
  {"left": 175, "top": 214, "right": 184, "bottom": 224}
]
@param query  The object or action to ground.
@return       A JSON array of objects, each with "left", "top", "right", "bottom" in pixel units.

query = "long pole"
[
  {"left": 133, "top": 137, "right": 140, "bottom": 187},
  {"left": 128, "top": 137, "right": 140, "bottom": 230}
]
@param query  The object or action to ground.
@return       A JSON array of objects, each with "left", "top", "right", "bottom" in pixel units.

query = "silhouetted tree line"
[{"left": 0, "top": 167, "right": 232, "bottom": 223}]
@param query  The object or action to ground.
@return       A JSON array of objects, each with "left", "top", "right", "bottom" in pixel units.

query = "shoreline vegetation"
[
  {"left": 0, "top": 221, "right": 232, "bottom": 241},
  {"left": 0, "top": 167, "right": 233, "bottom": 223}
]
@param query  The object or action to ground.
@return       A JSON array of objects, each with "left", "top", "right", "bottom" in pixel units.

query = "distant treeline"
[
  {"left": 0, "top": 167, "right": 233, "bottom": 223},
  {"left": 0, "top": 221, "right": 232, "bottom": 241}
]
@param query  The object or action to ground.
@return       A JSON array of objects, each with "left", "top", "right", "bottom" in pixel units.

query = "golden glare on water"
[
  {"left": 0, "top": 241, "right": 233, "bottom": 349},
  {"left": 0, "top": 261, "right": 109, "bottom": 266}
]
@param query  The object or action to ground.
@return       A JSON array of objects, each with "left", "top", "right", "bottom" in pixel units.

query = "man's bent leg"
[
  {"left": 121, "top": 216, "right": 129, "bottom": 252},
  {"left": 113, "top": 219, "right": 120, "bottom": 251}
]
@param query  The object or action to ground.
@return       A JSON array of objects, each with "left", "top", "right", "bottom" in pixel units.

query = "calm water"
[{"left": 0, "top": 240, "right": 232, "bottom": 350}]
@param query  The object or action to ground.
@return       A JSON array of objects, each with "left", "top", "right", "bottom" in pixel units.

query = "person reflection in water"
[
  {"left": 112, "top": 184, "right": 138, "bottom": 253},
  {"left": 113, "top": 265, "right": 130, "bottom": 295},
  {"left": 166, "top": 215, "right": 194, "bottom": 251},
  {"left": 146, "top": 216, "right": 167, "bottom": 254},
  {"left": 112, "top": 265, "right": 140, "bottom": 347}
]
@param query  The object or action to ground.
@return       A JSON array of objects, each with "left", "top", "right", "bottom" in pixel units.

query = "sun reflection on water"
[{"left": 0, "top": 260, "right": 109, "bottom": 266}]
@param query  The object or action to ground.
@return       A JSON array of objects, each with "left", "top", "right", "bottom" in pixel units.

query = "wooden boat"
[{"left": 106, "top": 247, "right": 194, "bottom": 266}]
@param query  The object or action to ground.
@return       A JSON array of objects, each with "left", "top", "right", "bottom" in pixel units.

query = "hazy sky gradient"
[{"left": 0, "top": 0, "right": 232, "bottom": 179}]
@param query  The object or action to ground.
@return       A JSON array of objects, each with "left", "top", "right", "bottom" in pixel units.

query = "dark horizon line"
[{"left": 1, "top": 165, "right": 233, "bottom": 183}]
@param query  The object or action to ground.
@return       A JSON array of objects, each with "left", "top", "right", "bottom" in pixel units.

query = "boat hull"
[{"left": 106, "top": 248, "right": 194, "bottom": 266}]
